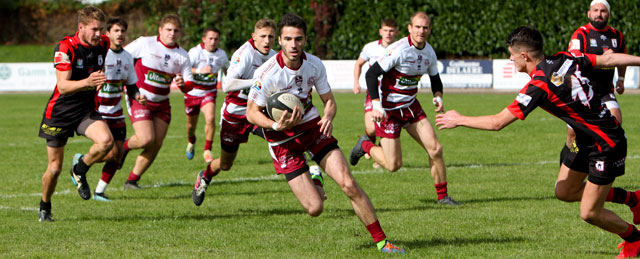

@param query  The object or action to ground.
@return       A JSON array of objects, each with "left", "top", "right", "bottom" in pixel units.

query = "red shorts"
[
  {"left": 128, "top": 99, "right": 171, "bottom": 124},
  {"left": 219, "top": 118, "right": 254, "bottom": 146},
  {"left": 184, "top": 92, "right": 216, "bottom": 116},
  {"left": 375, "top": 100, "right": 426, "bottom": 139},
  {"left": 268, "top": 125, "right": 338, "bottom": 175},
  {"left": 364, "top": 91, "right": 373, "bottom": 112}
]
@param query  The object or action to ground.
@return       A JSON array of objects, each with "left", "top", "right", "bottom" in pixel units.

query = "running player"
[
  {"left": 562, "top": 0, "right": 626, "bottom": 163},
  {"left": 184, "top": 27, "right": 229, "bottom": 162},
  {"left": 120, "top": 14, "right": 194, "bottom": 189},
  {"left": 435, "top": 26, "right": 640, "bottom": 259},
  {"left": 245, "top": 13, "right": 404, "bottom": 254},
  {"left": 38, "top": 6, "right": 112, "bottom": 221},
  {"left": 353, "top": 18, "right": 398, "bottom": 167},
  {"left": 349, "top": 12, "right": 459, "bottom": 205},
  {"left": 91, "top": 17, "right": 146, "bottom": 201}
]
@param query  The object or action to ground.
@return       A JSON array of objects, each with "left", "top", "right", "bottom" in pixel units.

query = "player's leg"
[
  {"left": 69, "top": 118, "right": 114, "bottom": 200},
  {"left": 554, "top": 165, "right": 587, "bottom": 202},
  {"left": 125, "top": 120, "right": 155, "bottom": 150},
  {"left": 192, "top": 147, "right": 238, "bottom": 206},
  {"left": 406, "top": 118, "right": 457, "bottom": 205},
  {"left": 185, "top": 114, "right": 199, "bottom": 160},
  {"left": 126, "top": 116, "right": 169, "bottom": 188},
  {"left": 286, "top": 168, "right": 324, "bottom": 217},
  {"left": 94, "top": 138, "right": 123, "bottom": 202},
  {"left": 350, "top": 116, "right": 402, "bottom": 171},
  {"left": 40, "top": 144, "right": 65, "bottom": 221},
  {"left": 201, "top": 99, "right": 216, "bottom": 163},
  {"left": 320, "top": 148, "right": 404, "bottom": 253}
]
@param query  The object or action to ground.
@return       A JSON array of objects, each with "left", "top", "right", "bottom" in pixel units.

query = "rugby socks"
[
  {"left": 188, "top": 136, "right": 196, "bottom": 145},
  {"left": 606, "top": 187, "right": 638, "bottom": 207},
  {"left": 203, "top": 164, "right": 218, "bottom": 180},
  {"left": 362, "top": 140, "right": 376, "bottom": 154},
  {"left": 40, "top": 200, "right": 51, "bottom": 212},
  {"left": 619, "top": 224, "right": 640, "bottom": 243},
  {"left": 123, "top": 139, "right": 131, "bottom": 151},
  {"left": 435, "top": 182, "right": 448, "bottom": 200},
  {"left": 73, "top": 157, "right": 91, "bottom": 175},
  {"left": 127, "top": 171, "right": 141, "bottom": 182},
  {"left": 96, "top": 161, "right": 118, "bottom": 193},
  {"left": 95, "top": 180, "right": 108, "bottom": 194},
  {"left": 204, "top": 140, "right": 213, "bottom": 151},
  {"left": 365, "top": 220, "right": 387, "bottom": 245}
]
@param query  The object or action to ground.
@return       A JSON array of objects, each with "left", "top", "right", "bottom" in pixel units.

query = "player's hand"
[
  {"left": 433, "top": 96, "right": 444, "bottom": 113},
  {"left": 352, "top": 82, "right": 361, "bottom": 94},
  {"left": 616, "top": 79, "right": 625, "bottom": 94},
  {"left": 136, "top": 93, "right": 147, "bottom": 106},
  {"left": 277, "top": 106, "right": 303, "bottom": 131},
  {"left": 199, "top": 65, "right": 213, "bottom": 74},
  {"left": 174, "top": 73, "right": 189, "bottom": 93},
  {"left": 87, "top": 71, "right": 106, "bottom": 90},
  {"left": 370, "top": 100, "right": 387, "bottom": 122},
  {"left": 435, "top": 110, "right": 462, "bottom": 130},
  {"left": 603, "top": 49, "right": 614, "bottom": 55},
  {"left": 317, "top": 117, "right": 333, "bottom": 137}
]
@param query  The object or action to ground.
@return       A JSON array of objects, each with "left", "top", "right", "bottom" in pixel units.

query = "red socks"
[
  {"left": 620, "top": 224, "right": 640, "bottom": 242},
  {"left": 188, "top": 136, "right": 196, "bottom": 144},
  {"left": 435, "top": 182, "right": 448, "bottom": 200},
  {"left": 127, "top": 171, "right": 141, "bottom": 182},
  {"left": 365, "top": 220, "right": 387, "bottom": 243},
  {"left": 123, "top": 139, "right": 130, "bottom": 151},
  {"left": 362, "top": 140, "right": 376, "bottom": 154},
  {"left": 100, "top": 161, "right": 118, "bottom": 183},
  {"left": 203, "top": 164, "right": 218, "bottom": 180},
  {"left": 204, "top": 140, "right": 213, "bottom": 151}
]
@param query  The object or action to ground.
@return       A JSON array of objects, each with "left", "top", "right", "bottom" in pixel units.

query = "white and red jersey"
[
  {"left": 124, "top": 36, "right": 193, "bottom": 103},
  {"left": 186, "top": 44, "right": 229, "bottom": 97},
  {"left": 249, "top": 51, "right": 331, "bottom": 143},
  {"left": 359, "top": 39, "right": 387, "bottom": 66},
  {"left": 96, "top": 48, "right": 137, "bottom": 126},
  {"left": 377, "top": 36, "right": 438, "bottom": 110},
  {"left": 222, "top": 39, "right": 276, "bottom": 122}
]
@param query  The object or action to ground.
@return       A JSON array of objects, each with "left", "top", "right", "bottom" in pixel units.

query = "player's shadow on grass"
[
  {"left": 356, "top": 236, "right": 528, "bottom": 251},
  {"left": 120, "top": 189, "right": 291, "bottom": 200},
  {"left": 71, "top": 207, "right": 309, "bottom": 221}
]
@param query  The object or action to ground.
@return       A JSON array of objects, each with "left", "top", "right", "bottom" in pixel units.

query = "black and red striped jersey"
[
  {"left": 42, "top": 32, "right": 109, "bottom": 126},
  {"left": 568, "top": 23, "right": 626, "bottom": 96},
  {"left": 507, "top": 51, "right": 624, "bottom": 152}
]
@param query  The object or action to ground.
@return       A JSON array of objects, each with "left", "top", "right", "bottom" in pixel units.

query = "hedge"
[{"left": 2, "top": 0, "right": 638, "bottom": 60}]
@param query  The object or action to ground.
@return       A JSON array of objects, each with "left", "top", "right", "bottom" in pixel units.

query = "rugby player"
[
  {"left": 184, "top": 27, "right": 229, "bottom": 163},
  {"left": 562, "top": 0, "right": 627, "bottom": 164},
  {"left": 435, "top": 26, "right": 640, "bottom": 259},
  {"left": 90, "top": 17, "right": 146, "bottom": 201},
  {"left": 38, "top": 6, "right": 111, "bottom": 221},
  {"left": 245, "top": 13, "right": 404, "bottom": 254},
  {"left": 349, "top": 12, "right": 459, "bottom": 205},
  {"left": 352, "top": 18, "right": 398, "bottom": 167},
  {"left": 120, "top": 14, "right": 194, "bottom": 189}
]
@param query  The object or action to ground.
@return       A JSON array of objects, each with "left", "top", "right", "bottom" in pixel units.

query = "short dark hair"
[
  {"left": 506, "top": 26, "right": 544, "bottom": 57},
  {"left": 381, "top": 18, "right": 398, "bottom": 28},
  {"left": 203, "top": 27, "right": 220, "bottom": 37},
  {"left": 278, "top": 13, "right": 306, "bottom": 35},
  {"left": 106, "top": 17, "right": 128, "bottom": 31}
]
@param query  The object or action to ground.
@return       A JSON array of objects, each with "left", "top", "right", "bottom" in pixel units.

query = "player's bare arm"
[
  {"left": 246, "top": 100, "right": 302, "bottom": 131},
  {"left": 56, "top": 70, "right": 106, "bottom": 94},
  {"left": 353, "top": 58, "right": 367, "bottom": 94},
  {"left": 192, "top": 65, "right": 213, "bottom": 74},
  {"left": 595, "top": 53, "right": 640, "bottom": 69},
  {"left": 435, "top": 108, "right": 517, "bottom": 131},
  {"left": 317, "top": 91, "right": 336, "bottom": 136}
]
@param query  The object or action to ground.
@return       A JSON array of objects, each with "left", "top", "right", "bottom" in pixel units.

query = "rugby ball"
[{"left": 266, "top": 92, "right": 304, "bottom": 121}]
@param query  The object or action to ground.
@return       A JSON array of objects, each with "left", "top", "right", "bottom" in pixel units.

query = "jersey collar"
[
  {"left": 276, "top": 50, "right": 306, "bottom": 70},
  {"left": 585, "top": 22, "right": 612, "bottom": 33},
  {"left": 157, "top": 36, "right": 178, "bottom": 49}
]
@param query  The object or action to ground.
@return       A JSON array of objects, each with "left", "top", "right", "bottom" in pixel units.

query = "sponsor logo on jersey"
[
  {"left": 98, "top": 55, "right": 104, "bottom": 66},
  {"left": 516, "top": 93, "right": 532, "bottom": 107},
  {"left": 600, "top": 35, "right": 607, "bottom": 41},
  {"left": 612, "top": 39, "right": 618, "bottom": 48},
  {"left": 76, "top": 58, "right": 84, "bottom": 69},
  {"left": 569, "top": 39, "right": 581, "bottom": 51},
  {"left": 194, "top": 73, "right": 217, "bottom": 82},
  {"left": 551, "top": 59, "right": 574, "bottom": 86},
  {"left": 590, "top": 38, "right": 597, "bottom": 47},
  {"left": 41, "top": 123, "right": 62, "bottom": 136},
  {"left": 398, "top": 76, "right": 420, "bottom": 87},
  {"left": 595, "top": 161, "right": 605, "bottom": 171},
  {"left": 146, "top": 70, "right": 172, "bottom": 84},
  {"left": 614, "top": 157, "right": 626, "bottom": 168},
  {"left": 102, "top": 82, "right": 124, "bottom": 93},
  {"left": 252, "top": 80, "right": 262, "bottom": 91},
  {"left": 234, "top": 56, "right": 241, "bottom": 64},
  {"left": 54, "top": 52, "right": 70, "bottom": 65}
]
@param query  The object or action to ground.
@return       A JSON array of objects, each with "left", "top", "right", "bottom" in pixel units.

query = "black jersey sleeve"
[{"left": 506, "top": 79, "right": 549, "bottom": 120}]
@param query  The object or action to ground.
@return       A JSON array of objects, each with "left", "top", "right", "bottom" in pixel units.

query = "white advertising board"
[{"left": 0, "top": 63, "right": 57, "bottom": 92}]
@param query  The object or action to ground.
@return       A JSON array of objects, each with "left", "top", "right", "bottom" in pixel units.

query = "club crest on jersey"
[
  {"left": 551, "top": 59, "right": 574, "bottom": 86},
  {"left": 612, "top": 39, "right": 618, "bottom": 48},
  {"left": 600, "top": 35, "right": 607, "bottom": 41},
  {"left": 98, "top": 55, "right": 103, "bottom": 66},
  {"left": 164, "top": 54, "right": 171, "bottom": 66},
  {"left": 76, "top": 58, "right": 84, "bottom": 69},
  {"left": 551, "top": 73, "right": 564, "bottom": 86},
  {"left": 294, "top": 75, "right": 303, "bottom": 86},
  {"left": 590, "top": 38, "right": 597, "bottom": 47}
]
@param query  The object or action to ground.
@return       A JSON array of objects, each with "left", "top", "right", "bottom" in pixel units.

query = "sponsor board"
[
  {"left": 420, "top": 60, "right": 492, "bottom": 89},
  {"left": 0, "top": 63, "right": 57, "bottom": 91}
]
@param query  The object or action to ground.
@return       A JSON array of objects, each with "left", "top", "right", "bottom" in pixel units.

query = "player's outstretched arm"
[
  {"left": 353, "top": 58, "right": 367, "bottom": 94},
  {"left": 221, "top": 77, "right": 253, "bottom": 93},
  {"left": 596, "top": 53, "right": 640, "bottom": 69},
  {"left": 56, "top": 70, "right": 105, "bottom": 94},
  {"left": 435, "top": 108, "right": 517, "bottom": 131},
  {"left": 317, "top": 92, "right": 336, "bottom": 136}
]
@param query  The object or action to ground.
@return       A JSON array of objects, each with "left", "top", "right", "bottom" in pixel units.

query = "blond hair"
[
  {"left": 159, "top": 14, "right": 182, "bottom": 28},
  {"left": 254, "top": 18, "right": 276, "bottom": 31},
  {"left": 77, "top": 6, "right": 106, "bottom": 25}
]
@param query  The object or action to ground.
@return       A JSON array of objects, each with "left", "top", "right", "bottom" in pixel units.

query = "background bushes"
[{"left": 1, "top": 0, "right": 638, "bottom": 59}]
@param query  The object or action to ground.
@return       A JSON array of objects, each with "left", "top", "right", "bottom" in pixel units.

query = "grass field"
[
  {"left": 0, "top": 45, "right": 55, "bottom": 62},
  {"left": 2, "top": 91, "right": 640, "bottom": 258}
]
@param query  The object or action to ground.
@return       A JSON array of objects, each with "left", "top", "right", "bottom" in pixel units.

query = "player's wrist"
[
  {"left": 433, "top": 96, "right": 443, "bottom": 104},
  {"left": 618, "top": 76, "right": 625, "bottom": 81}
]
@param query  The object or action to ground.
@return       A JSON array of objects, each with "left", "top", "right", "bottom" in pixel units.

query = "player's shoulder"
[
  {"left": 188, "top": 43, "right": 202, "bottom": 53},
  {"left": 363, "top": 39, "right": 380, "bottom": 49},
  {"left": 304, "top": 52, "right": 323, "bottom": 65},
  {"left": 56, "top": 34, "right": 78, "bottom": 51},
  {"left": 605, "top": 25, "right": 623, "bottom": 36},
  {"left": 256, "top": 54, "right": 280, "bottom": 79}
]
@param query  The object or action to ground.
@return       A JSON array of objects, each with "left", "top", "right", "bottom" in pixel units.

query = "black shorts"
[
  {"left": 562, "top": 139, "right": 626, "bottom": 185},
  {"left": 109, "top": 126, "right": 127, "bottom": 142},
  {"left": 39, "top": 111, "right": 103, "bottom": 148}
]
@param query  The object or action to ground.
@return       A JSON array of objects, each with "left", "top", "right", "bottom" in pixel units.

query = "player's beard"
[{"left": 590, "top": 19, "right": 607, "bottom": 30}]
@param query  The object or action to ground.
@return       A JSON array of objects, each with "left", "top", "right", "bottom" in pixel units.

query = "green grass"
[
  {"left": 2, "top": 91, "right": 640, "bottom": 258},
  {"left": 0, "top": 45, "right": 55, "bottom": 62}
]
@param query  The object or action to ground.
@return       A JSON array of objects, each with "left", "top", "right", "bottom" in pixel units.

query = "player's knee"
[
  {"left": 580, "top": 210, "right": 599, "bottom": 224},
  {"left": 427, "top": 143, "right": 443, "bottom": 160},
  {"left": 340, "top": 178, "right": 361, "bottom": 198},
  {"left": 219, "top": 161, "right": 233, "bottom": 171},
  {"left": 137, "top": 134, "right": 154, "bottom": 148},
  {"left": 306, "top": 204, "right": 324, "bottom": 217},
  {"left": 385, "top": 162, "right": 402, "bottom": 172},
  {"left": 46, "top": 165, "right": 62, "bottom": 177}
]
